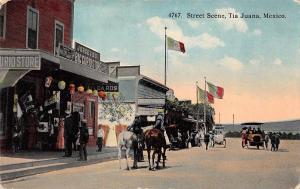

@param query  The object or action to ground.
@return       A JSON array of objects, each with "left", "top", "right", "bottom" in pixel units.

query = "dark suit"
[{"left": 64, "top": 116, "right": 73, "bottom": 156}]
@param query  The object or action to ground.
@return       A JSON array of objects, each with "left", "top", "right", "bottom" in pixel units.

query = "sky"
[{"left": 74, "top": 0, "right": 300, "bottom": 124}]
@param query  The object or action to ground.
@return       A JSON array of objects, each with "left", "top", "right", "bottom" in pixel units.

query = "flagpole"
[
  {"left": 196, "top": 81, "right": 199, "bottom": 131},
  {"left": 204, "top": 76, "right": 207, "bottom": 134},
  {"left": 164, "top": 26, "right": 167, "bottom": 85}
]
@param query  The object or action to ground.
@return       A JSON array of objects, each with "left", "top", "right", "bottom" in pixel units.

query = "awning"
[
  {"left": 0, "top": 70, "right": 30, "bottom": 89},
  {"left": 0, "top": 49, "right": 58, "bottom": 89}
]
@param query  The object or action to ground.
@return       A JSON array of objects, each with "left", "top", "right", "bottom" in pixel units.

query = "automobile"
[
  {"left": 211, "top": 125, "right": 226, "bottom": 148},
  {"left": 241, "top": 122, "right": 265, "bottom": 149}
]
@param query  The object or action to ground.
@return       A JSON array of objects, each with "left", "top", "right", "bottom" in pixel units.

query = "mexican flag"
[
  {"left": 207, "top": 82, "right": 224, "bottom": 99},
  {"left": 167, "top": 37, "right": 185, "bottom": 53},
  {"left": 197, "top": 86, "right": 214, "bottom": 104}
]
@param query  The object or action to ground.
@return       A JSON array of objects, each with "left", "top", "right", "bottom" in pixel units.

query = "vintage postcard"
[{"left": 0, "top": 0, "right": 300, "bottom": 189}]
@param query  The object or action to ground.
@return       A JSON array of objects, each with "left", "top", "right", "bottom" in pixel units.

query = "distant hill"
[{"left": 222, "top": 120, "right": 300, "bottom": 134}]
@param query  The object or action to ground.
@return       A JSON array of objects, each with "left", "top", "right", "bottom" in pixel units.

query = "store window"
[
  {"left": 54, "top": 21, "right": 64, "bottom": 54},
  {"left": 0, "top": 5, "right": 5, "bottom": 38},
  {"left": 27, "top": 6, "right": 39, "bottom": 49}
]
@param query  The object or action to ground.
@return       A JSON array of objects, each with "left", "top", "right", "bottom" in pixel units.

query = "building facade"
[
  {"left": 117, "top": 66, "right": 168, "bottom": 117},
  {"left": 0, "top": 0, "right": 115, "bottom": 150}
]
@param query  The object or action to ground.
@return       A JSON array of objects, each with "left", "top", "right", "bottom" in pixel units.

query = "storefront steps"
[{"left": 0, "top": 147, "right": 118, "bottom": 182}]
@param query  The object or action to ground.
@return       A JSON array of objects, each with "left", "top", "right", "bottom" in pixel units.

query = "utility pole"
[{"left": 233, "top": 114, "right": 235, "bottom": 126}]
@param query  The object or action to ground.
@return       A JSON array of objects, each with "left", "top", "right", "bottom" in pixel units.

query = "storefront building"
[
  {"left": 0, "top": 0, "right": 117, "bottom": 150},
  {"left": 98, "top": 65, "right": 169, "bottom": 147}
]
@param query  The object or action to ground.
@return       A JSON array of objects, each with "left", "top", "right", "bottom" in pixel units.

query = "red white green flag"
[
  {"left": 197, "top": 86, "right": 214, "bottom": 104},
  {"left": 167, "top": 37, "right": 185, "bottom": 53},
  {"left": 207, "top": 82, "right": 224, "bottom": 99}
]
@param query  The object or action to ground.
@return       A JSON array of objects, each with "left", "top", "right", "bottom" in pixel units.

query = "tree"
[
  {"left": 166, "top": 99, "right": 215, "bottom": 131},
  {"left": 190, "top": 103, "right": 215, "bottom": 131}
]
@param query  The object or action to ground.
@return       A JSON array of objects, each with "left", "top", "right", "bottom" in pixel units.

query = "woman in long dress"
[{"left": 105, "top": 125, "right": 117, "bottom": 147}]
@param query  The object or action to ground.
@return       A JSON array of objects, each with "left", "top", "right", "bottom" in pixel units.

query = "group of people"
[
  {"left": 241, "top": 127, "right": 281, "bottom": 151},
  {"left": 264, "top": 132, "right": 280, "bottom": 151},
  {"left": 63, "top": 110, "right": 89, "bottom": 161}
]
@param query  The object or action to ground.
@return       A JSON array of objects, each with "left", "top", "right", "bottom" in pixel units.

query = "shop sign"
[
  {"left": 58, "top": 43, "right": 108, "bottom": 74},
  {"left": 0, "top": 55, "right": 40, "bottom": 70},
  {"left": 58, "top": 44, "right": 75, "bottom": 60},
  {"left": 75, "top": 42, "right": 100, "bottom": 61},
  {"left": 137, "top": 98, "right": 165, "bottom": 106},
  {"left": 97, "top": 83, "right": 119, "bottom": 92}
]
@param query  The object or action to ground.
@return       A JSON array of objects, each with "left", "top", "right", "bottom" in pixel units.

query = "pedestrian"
[
  {"left": 25, "top": 111, "right": 38, "bottom": 151},
  {"left": 72, "top": 111, "right": 80, "bottom": 151},
  {"left": 79, "top": 119, "right": 89, "bottom": 161},
  {"left": 274, "top": 133, "right": 280, "bottom": 151},
  {"left": 204, "top": 133, "right": 210, "bottom": 150},
  {"left": 264, "top": 133, "right": 270, "bottom": 150},
  {"left": 63, "top": 110, "right": 73, "bottom": 157},
  {"left": 270, "top": 132, "right": 276, "bottom": 152},
  {"left": 97, "top": 126, "right": 104, "bottom": 152}
]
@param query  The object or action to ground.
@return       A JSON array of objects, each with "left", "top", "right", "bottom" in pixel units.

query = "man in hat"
[
  {"left": 127, "top": 115, "right": 144, "bottom": 161},
  {"left": 128, "top": 115, "right": 142, "bottom": 134},
  {"left": 154, "top": 114, "right": 170, "bottom": 146},
  {"left": 63, "top": 110, "right": 73, "bottom": 157}
]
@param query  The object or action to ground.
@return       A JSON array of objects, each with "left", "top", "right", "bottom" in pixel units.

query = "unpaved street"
[{"left": 2, "top": 138, "right": 300, "bottom": 189}]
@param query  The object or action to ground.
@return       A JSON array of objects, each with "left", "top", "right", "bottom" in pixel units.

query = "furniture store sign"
[{"left": 0, "top": 55, "right": 41, "bottom": 70}]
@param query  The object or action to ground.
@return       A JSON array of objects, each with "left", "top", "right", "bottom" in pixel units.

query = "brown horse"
[{"left": 144, "top": 128, "right": 167, "bottom": 170}]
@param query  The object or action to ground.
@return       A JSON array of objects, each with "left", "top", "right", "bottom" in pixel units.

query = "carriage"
[
  {"left": 211, "top": 125, "right": 226, "bottom": 148},
  {"left": 241, "top": 122, "right": 265, "bottom": 149}
]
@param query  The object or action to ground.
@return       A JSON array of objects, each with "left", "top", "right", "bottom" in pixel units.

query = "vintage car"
[
  {"left": 241, "top": 122, "right": 265, "bottom": 149},
  {"left": 211, "top": 125, "right": 226, "bottom": 148}
]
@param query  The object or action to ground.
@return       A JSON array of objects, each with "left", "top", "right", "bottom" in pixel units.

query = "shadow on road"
[{"left": 272, "top": 149, "right": 289, "bottom": 153}]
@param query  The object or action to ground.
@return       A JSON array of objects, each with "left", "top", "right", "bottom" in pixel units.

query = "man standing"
[
  {"left": 97, "top": 126, "right": 104, "bottom": 152},
  {"left": 79, "top": 119, "right": 89, "bottom": 161},
  {"left": 63, "top": 110, "right": 73, "bottom": 157},
  {"left": 264, "top": 133, "right": 270, "bottom": 150},
  {"left": 204, "top": 133, "right": 210, "bottom": 150}
]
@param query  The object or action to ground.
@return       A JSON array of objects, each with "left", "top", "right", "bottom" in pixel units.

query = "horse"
[
  {"left": 144, "top": 128, "right": 167, "bottom": 170},
  {"left": 117, "top": 130, "right": 139, "bottom": 170}
]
